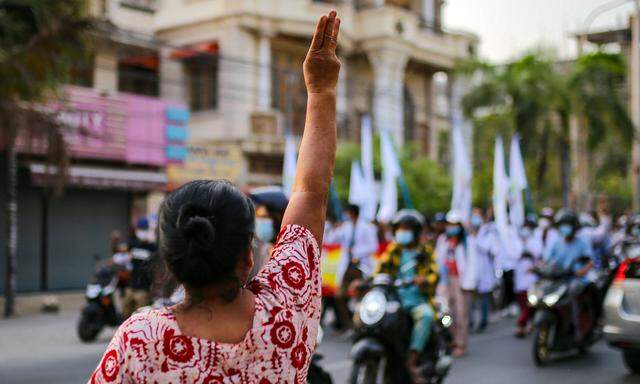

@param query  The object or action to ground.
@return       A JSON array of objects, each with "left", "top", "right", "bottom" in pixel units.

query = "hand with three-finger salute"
[{"left": 303, "top": 10, "right": 341, "bottom": 95}]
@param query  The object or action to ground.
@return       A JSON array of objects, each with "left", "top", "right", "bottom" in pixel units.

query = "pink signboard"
[{"left": 25, "top": 85, "right": 181, "bottom": 166}]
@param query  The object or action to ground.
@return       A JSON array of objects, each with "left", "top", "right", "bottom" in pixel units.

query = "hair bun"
[{"left": 177, "top": 204, "right": 216, "bottom": 252}]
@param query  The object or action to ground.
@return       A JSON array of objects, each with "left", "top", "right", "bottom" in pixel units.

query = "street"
[{"left": 1, "top": 310, "right": 636, "bottom": 384}]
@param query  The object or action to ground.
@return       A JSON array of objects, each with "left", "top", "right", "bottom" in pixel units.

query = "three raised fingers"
[{"left": 309, "top": 15, "right": 327, "bottom": 51}]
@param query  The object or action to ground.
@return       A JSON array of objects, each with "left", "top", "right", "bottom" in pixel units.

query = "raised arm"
[{"left": 281, "top": 11, "right": 341, "bottom": 243}]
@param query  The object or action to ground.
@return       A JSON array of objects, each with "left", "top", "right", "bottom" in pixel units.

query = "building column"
[
  {"left": 159, "top": 47, "right": 187, "bottom": 103},
  {"left": 93, "top": 44, "right": 118, "bottom": 94},
  {"left": 257, "top": 32, "right": 273, "bottom": 111},
  {"left": 367, "top": 48, "right": 409, "bottom": 145}
]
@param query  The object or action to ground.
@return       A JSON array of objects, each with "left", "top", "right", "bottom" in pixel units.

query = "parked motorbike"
[
  {"left": 77, "top": 264, "right": 123, "bottom": 342},
  {"left": 349, "top": 274, "right": 453, "bottom": 384},
  {"left": 527, "top": 261, "right": 604, "bottom": 366}
]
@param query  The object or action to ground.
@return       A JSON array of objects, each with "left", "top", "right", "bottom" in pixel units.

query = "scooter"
[
  {"left": 527, "top": 261, "right": 603, "bottom": 366},
  {"left": 349, "top": 274, "right": 453, "bottom": 384},
  {"left": 77, "top": 264, "right": 123, "bottom": 342}
]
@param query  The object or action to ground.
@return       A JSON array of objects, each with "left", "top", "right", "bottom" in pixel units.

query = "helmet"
[
  {"left": 525, "top": 213, "right": 538, "bottom": 227},
  {"left": 392, "top": 209, "right": 426, "bottom": 240},
  {"left": 433, "top": 212, "right": 447, "bottom": 224},
  {"left": 556, "top": 211, "right": 579, "bottom": 228},
  {"left": 446, "top": 210, "right": 464, "bottom": 225}
]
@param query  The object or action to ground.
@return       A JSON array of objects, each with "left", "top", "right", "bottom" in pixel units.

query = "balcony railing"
[{"left": 120, "top": 0, "right": 157, "bottom": 12}]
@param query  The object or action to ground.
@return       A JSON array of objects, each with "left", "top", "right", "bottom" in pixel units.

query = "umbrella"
[{"left": 249, "top": 186, "right": 289, "bottom": 214}]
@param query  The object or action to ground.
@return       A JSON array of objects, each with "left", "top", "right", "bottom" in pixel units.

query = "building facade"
[{"left": 152, "top": 0, "right": 477, "bottom": 185}]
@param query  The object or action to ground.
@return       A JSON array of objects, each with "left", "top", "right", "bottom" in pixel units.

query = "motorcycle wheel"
[
  {"left": 533, "top": 325, "right": 551, "bottom": 366},
  {"left": 349, "top": 359, "right": 379, "bottom": 384},
  {"left": 77, "top": 306, "right": 104, "bottom": 343}
]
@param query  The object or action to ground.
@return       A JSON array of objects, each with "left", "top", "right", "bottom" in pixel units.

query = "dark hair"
[
  {"left": 346, "top": 204, "right": 360, "bottom": 217},
  {"left": 158, "top": 180, "right": 255, "bottom": 291}
]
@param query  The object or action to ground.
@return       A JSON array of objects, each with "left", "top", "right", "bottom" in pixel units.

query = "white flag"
[
  {"left": 509, "top": 134, "right": 527, "bottom": 228},
  {"left": 282, "top": 132, "right": 297, "bottom": 197},
  {"left": 450, "top": 124, "right": 472, "bottom": 222},
  {"left": 377, "top": 128, "right": 401, "bottom": 222},
  {"left": 493, "top": 136, "right": 510, "bottom": 241},
  {"left": 348, "top": 160, "right": 366, "bottom": 205},
  {"left": 361, "top": 116, "right": 378, "bottom": 220}
]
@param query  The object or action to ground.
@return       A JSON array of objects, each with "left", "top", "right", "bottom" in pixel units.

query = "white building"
[{"left": 89, "top": 0, "right": 478, "bottom": 185}]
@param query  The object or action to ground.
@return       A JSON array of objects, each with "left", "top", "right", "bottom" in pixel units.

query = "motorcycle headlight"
[
  {"left": 542, "top": 285, "right": 567, "bottom": 307},
  {"left": 85, "top": 284, "right": 101, "bottom": 299},
  {"left": 441, "top": 314, "right": 453, "bottom": 328},
  {"left": 359, "top": 290, "right": 387, "bottom": 326},
  {"left": 527, "top": 289, "right": 539, "bottom": 306}
]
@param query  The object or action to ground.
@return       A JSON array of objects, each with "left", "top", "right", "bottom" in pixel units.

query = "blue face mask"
[
  {"left": 395, "top": 230, "right": 414, "bottom": 245},
  {"left": 255, "top": 218, "right": 274, "bottom": 242},
  {"left": 470, "top": 215, "right": 483, "bottom": 228},
  {"left": 446, "top": 226, "right": 461, "bottom": 237},
  {"left": 559, "top": 224, "right": 573, "bottom": 237}
]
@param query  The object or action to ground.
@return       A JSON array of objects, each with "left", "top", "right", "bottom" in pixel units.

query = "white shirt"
[
  {"left": 532, "top": 227, "right": 560, "bottom": 257},
  {"left": 334, "top": 218, "right": 378, "bottom": 283},
  {"left": 515, "top": 256, "right": 536, "bottom": 292},
  {"left": 494, "top": 224, "right": 522, "bottom": 272},
  {"left": 475, "top": 224, "right": 498, "bottom": 293}
]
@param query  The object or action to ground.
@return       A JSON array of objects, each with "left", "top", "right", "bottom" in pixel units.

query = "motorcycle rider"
[
  {"left": 544, "top": 211, "right": 595, "bottom": 342},
  {"left": 375, "top": 209, "right": 439, "bottom": 383}
]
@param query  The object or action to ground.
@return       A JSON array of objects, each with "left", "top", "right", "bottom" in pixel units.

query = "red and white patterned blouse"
[{"left": 89, "top": 225, "right": 321, "bottom": 384}]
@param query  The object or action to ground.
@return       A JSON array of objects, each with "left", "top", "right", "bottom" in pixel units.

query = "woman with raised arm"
[{"left": 89, "top": 11, "right": 340, "bottom": 384}]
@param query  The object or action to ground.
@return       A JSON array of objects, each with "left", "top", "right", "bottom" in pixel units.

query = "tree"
[
  {"left": 460, "top": 51, "right": 632, "bottom": 210},
  {"left": 332, "top": 140, "right": 451, "bottom": 216},
  {"left": 0, "top": 0, "right": 91, "bottom": 317}
]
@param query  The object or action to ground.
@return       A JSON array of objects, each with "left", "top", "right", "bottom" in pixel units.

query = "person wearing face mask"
[
  {"left": 514, "top": 215, "right": 540, "bottom": 337},
  {"left": 124, "top": 217, "right": 157, "bottom": 318},
  {"left": 334, "top": 204, "right": 378, "bottom": 330},
  {"left": 250, "top": 204, "right": 277, "bottom": 278},
  {"left": 544, "top": 211, "right": 595, "bottom": 342},
  {"left": 533, "top": 207, "right": 560, "bottom": 258},
  {"left": 375, "top": 209, "right": 439, "bottom": 381},
  {"left": 465, "top": 209, "right": 483, "bottom": 332},
  {"left": 436, "top": 211, "right": 470, "bottom": 357},
  {"left": 469, "top": 209, "right": 496, "bottom": 332}
]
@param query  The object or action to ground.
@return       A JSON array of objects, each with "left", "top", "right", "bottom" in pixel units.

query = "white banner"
[
  {"left": 493, "top": 136, "right": 510, "bottom": 242},
  {"left": 282, "top": 132, "right": 297, "bottom": 197},
  {"left": 377, "top": 128, "right": 401, "bottom": 222},
  {"left": 360, "top": 116, "right": 378, "bottom": 220},
  {"left": 450, "top": 124, "right": 472, "bottom": 222},
  {"left": 509, "top": 134, "right": 527, "bottom": 228}
]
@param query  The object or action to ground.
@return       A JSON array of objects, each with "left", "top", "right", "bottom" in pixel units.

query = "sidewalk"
[{"left": 0, "top": 290, "right": 84, "bottom": 317}]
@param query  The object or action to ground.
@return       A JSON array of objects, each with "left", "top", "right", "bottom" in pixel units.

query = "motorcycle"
[
  {"left": 77, "top": 264, "right": 123, "bottom": 342},
  {"left": 527, "top": 261, "right": 604, "bottom": 366},
  {"left": 349, "top": 274, "right": 453, "bottom": 384}
]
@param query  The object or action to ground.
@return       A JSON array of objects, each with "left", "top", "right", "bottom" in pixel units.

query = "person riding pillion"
[{"left": 375, "top": 209, "right": 439, "bottom": 381}]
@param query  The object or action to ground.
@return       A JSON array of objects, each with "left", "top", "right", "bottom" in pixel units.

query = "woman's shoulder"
[{"left": 116, "top": 307, "right": 177, "bottom": 343}]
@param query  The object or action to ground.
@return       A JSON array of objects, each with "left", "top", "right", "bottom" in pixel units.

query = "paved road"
[{"left": 1, "top": 310, "right": 637, "bottom": 384}]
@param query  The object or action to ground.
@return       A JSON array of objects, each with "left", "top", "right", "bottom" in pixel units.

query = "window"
[
  {"left": 118, "top": 61, "right": 159, "bottom": 96},
  {"left": 248, "top": 154, "right": 283, "bottom": 175},
  {"left": 186, "top": 55, "right": 219, "bottom": 112},
  {"left": 271, "top": 49, "right": 306, "bottom": 135}
]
